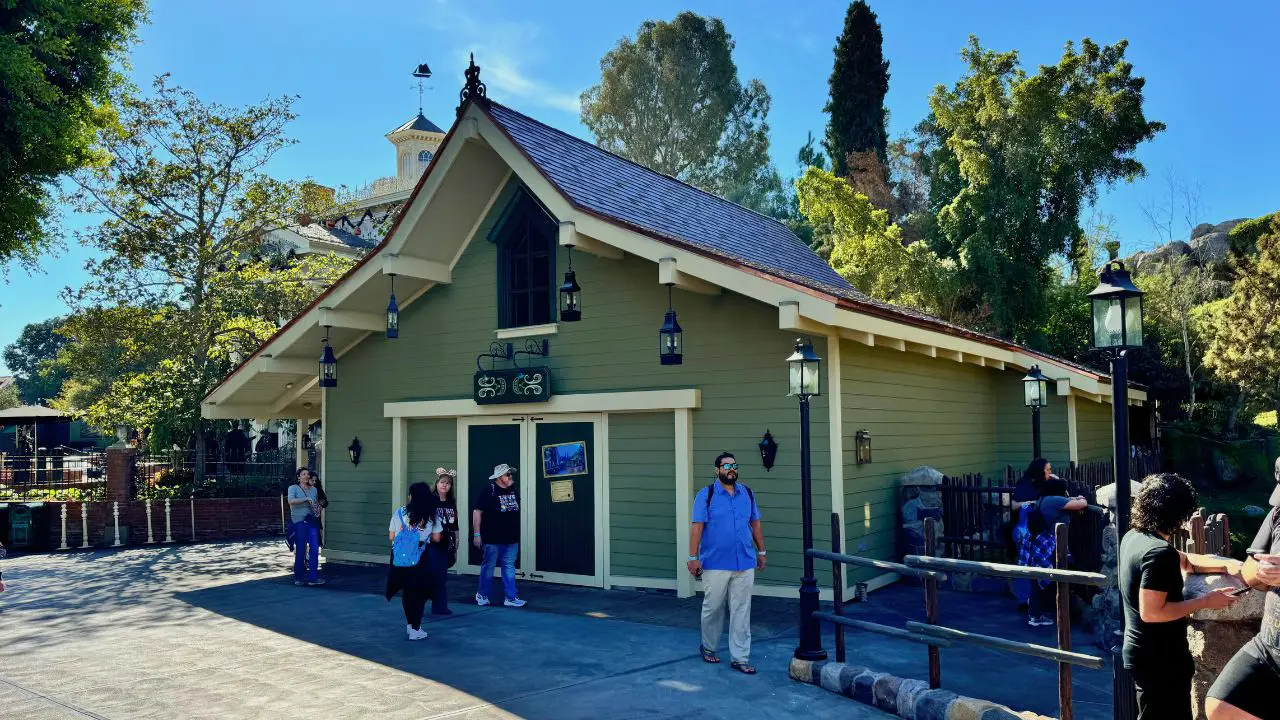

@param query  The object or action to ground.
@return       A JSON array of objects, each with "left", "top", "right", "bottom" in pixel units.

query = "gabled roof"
[
  {"left": 391, "top": 113, "right": 445, "bottom": 135},
  {"left": 0, "top": 405, "right": 67, "bottom": 420},
  {"left": 290, "top": 222, "right": 378, "bottom": 250},
  {"left": 486, "top": 103, "right": 860, "bottom": 300}
]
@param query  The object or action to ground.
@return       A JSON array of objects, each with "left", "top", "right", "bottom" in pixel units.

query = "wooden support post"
[
  {"left": 924, "top": 516, "right": 941, "bottom": 689},
  {"left": 831, "top": 513, "right": 846, "bottom": 663},
  {"left": 1055, "top": 522, "right": 1073, "bottom": 720}
]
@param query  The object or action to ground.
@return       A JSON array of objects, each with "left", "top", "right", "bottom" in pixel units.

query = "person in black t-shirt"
[
  {"left": 429, "top": 467, "right": 459, "bottom": 616},
  {"left": 1119, "top": 473, "right": 1239, "bottom": 720},
  {"left": 1206, "top": 457, "right": 1280, "bottom": 720},
  {"left": 472, "top": 463, "right": 526, "bottom": 608}
]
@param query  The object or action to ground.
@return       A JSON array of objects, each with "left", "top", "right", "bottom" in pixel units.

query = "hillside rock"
[
  {"left": 1191, "top": 231, "right": 1231, "bottom": 266},
  {"left": 1192, "top": 222, "right": 1216, "bottom": 239},
  {"left": 1130, "top": 240, "right": 1191, "bottom": 274}
]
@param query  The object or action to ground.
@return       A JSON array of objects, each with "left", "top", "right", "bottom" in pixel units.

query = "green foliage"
[
  {"left": 927, "top": 37, "right": 1164, "bottom": 340},
  {"left": 580, "top": 12, "right": 774, "bottom": 202},
  {"left": 0, "top": 0, "right": 146, "bottom": 267},
  {"left": 1137, "top": 257, "right": 1226, "bottom": 417},
  {"left": 1228, "top": 211, "right": 1278, "bottom": 265},
  {"left": 823, "top": 0, "right": 890, "bottom": 174},
  {"left": 797, "top": 167, "right": 960, "bottom": 318},
  {"left": 58, "top": 77, "right": 353, "bottom": 447},
  {"left": 2, "top": 317, "right": 71, "bottom": 404},
  {"left": 1204, "top": 217, "right": 1280, "bottom": 420},
  {"left": 0, "top": 383, "right": 19, "bottom": 411}
]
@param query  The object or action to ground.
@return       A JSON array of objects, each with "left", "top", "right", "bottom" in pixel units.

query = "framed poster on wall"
[{"left": 541, "top": 441, "right": 588, "bottom": 478}]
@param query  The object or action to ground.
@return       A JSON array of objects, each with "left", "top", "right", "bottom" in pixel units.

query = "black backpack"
[{"left": 703, "top": 483, "right": 754, "bottom": 522}]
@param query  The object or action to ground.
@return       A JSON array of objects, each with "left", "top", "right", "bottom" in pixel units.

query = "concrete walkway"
[{"left": 0, "top": 541, "right": 891, "bottom": 719}]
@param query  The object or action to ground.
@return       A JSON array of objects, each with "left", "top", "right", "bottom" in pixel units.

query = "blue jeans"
[
  {"left": 293, "top": 519, "right": 320, "bottom": 583},
  {"left": 478, "top": 543, "right": 518, "bottom": 600}
]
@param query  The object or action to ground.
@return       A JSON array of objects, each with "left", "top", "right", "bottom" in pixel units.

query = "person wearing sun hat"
[
  {"left": 472, "top": 463, "right": 526, "bottom": 607},
  {"left": 429, "top": 467, "right": 459, "bottom": 615}
]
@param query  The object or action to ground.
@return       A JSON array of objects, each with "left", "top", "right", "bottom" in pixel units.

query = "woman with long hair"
[
  {"left": 429, "top": 468, "right": 459, "bottom": 616},
  {"left": 1013, "top": 457, "right": 1085, "bottom": 626},
  {"left": 385, "top": 482, "right": 441, "bottom": 640},
  {"left": 1120, "top": 473, "right": 1238, "bottom": 719}
]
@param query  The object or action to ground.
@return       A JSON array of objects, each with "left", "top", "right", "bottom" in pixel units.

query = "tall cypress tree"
[{"left": 823, "top": 0, "right": 890, "bottom": 176}]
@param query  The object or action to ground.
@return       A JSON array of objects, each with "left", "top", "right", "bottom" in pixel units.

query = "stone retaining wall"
[{"left": 790, "top": 658, "right": 1050, "bottom": 720}]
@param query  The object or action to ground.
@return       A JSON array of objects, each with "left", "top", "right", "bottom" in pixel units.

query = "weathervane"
[
  {"left": 457, "top": 52, "right": 488, "bottom": 117},
  {"left": 411, "top": 62, "right": 432, "bottom": 114}
]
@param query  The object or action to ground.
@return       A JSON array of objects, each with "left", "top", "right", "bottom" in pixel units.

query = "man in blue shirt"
[{"left": 687, "top": 452, "right": 765, "bottom": 674}]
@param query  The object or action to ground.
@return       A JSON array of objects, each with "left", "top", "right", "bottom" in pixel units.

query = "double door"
[{"left": 461, "top": 414, "right": 602, "bottom": 587}]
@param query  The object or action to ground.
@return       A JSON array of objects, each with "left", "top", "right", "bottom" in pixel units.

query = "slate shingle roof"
[
  {"left": 291, "top": 223, "right": 378, "bottom": 250},
  {"left": 391, "top": 113, "right": 445, "bottom": 135},
  {"left": 485, "top": 102, "right": 863, "bottom": 301}
]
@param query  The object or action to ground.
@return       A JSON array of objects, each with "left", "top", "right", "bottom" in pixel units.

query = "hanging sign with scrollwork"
[{"left": 473, "top": 367, "right": 552, "bottom": 405}]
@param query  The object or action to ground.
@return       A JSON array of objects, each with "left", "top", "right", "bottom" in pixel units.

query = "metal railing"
[
  {"left": 0, "top": 451, "right": 107, "bottom": 501},
  {"left": 810, "top": 514, "right": 1106, "bottom": 720},
  {"left": 134, "top": 447, "right": 297, "bottom": 499}
]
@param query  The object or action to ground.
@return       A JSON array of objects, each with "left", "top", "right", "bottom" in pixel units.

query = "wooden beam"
[
  {"left": 987, "top": 359, "right": 1006, "bottom": 370},
  {"left": 816, "top": 614, "right": 952, "bottom": 648},
  {"left": 779, "top": 302, "right": 826, "bottom": 333},
  {"left": 906, "top": 622, "right": 1104, "bottom": 670},
  {"left": 905, "top": 341, "right": 936, "bottom": 358},
  {"left": 938, "top": 348, "right": 963, "bottom": 363},
  {"left": 904, "top": 555, "right": 1107, "bottom": 587},
  {"left": 258, "top": 357, "right": 316, "bottom": 376},
  {"left": 876, "top": 336, "right": 906, "bottom": 352},
  {"left": 317, "top": 308, "right": 383, "bottom": 333},
  {"left": 559, "top": 220, "right": 623, "bottom": 260},
  {"left": 380, "top": 254, "right": 451, "bottom": 283},
  {"left": 271, "top": 377, "right": 318, "bottom": 415},
  {"left": 200, "top": 403, "right": 277, "bottom": 420},
  {"left": 839, "top": 329, "right": 874, "bottom": 347},
  {"left": 658, "top": 257, "right": 720, "bottom": 295}
]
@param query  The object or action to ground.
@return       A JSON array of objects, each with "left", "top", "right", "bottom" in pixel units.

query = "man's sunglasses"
[{"left": 720, "top": 463, "right": 739, "bottom": 470}]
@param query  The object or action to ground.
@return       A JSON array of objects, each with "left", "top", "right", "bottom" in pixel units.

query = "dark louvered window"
[{"left": 494, "top": 189, "right": 556, "bottom": 329}]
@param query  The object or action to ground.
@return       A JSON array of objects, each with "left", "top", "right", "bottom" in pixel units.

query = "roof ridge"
[{"left": 487, "top": 101, "right": 802, "bottom": 239}]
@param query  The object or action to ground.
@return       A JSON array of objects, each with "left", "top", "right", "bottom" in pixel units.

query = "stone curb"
[{"left": 790, "top": 658, "right": 1052, "bottom": 720}]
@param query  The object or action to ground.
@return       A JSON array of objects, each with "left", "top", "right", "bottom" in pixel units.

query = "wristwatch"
[
  {"left": 757, "top": 551, "right": 767, "bottom": 556},
  {"left": 687, "top": 555, "right": 698, "bottom": 561}
]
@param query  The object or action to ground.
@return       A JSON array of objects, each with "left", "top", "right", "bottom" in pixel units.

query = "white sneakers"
[
  {"left": 406, "top": 624, "right": 428, "bottom": 641},
  {"left": 475, "top": 593, "right": 490, "bottom": 606},
  {"left": 504, "top": 598, "right": 527, "bottom": 608}
]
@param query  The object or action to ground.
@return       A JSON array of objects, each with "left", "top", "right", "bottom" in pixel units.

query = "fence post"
[
  {"left": 79, "top": 503, "right": 90, "bottom": 549},
  {"left": 145, "top": 500, "right": 155, "bottom": 543},
  {"left": 830, "top": 512, "right": 846, "bottom": 663},
  {"left": 163, "top": 498, "right": 173, "bottom": 543},
  {"left": 112, "top": 501, "right": 122, "bottom": 547},
  {"left": 58, "top": 503, "right": 69, "bottom": 550},
  {"left": 105, "top": 445, "right": 136, "bottom": 502},
  {"left": 924, "top": 516, "right": 941, "bottom": 689},
  {"left": 190, "top": 496, "right": 196, "bottom": 542},
  {"left": 1055, "top": 522, "right": 1073, "bottom": 720}
]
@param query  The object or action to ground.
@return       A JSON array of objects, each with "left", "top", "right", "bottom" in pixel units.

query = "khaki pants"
[{"left": 700, "top": 569, "right": 754, "bottom": 662}]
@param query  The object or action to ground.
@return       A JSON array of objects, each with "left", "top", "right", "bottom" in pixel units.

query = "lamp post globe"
[
  {"left": 788, "top": 338, "right": 826, "bottom": 661},
  {"left": 1022, "top": 365, "right": 1049, "bottom": 459}
]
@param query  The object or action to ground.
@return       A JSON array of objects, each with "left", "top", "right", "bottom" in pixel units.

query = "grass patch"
[{"left": 1255, "top": 411, "right": 1277, "bottom": 429}]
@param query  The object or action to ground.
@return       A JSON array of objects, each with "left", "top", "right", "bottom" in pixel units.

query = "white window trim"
[{"left": 495, "top": 323, "right": 558, "bottom": 340}]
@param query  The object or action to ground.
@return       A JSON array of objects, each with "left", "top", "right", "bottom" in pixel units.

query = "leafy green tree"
[
  {"left": 928, "top": 37, "right": 1164, "bottom": 339},
  {"left": 797, "top": 167, "right": 960, "bottom": 318},
  {"left": 580, "top": 12, "right": 773, "bottom": 201},
  {"left": 2, "top": 317, "right": 70, "bottom": 404},
  {"left": 61, "top": 77, "right": 352, "bottom": 475},
  {"left": 1204, "top": 217, "right": 1280, "bottom": 428},
  {"left": 823, "top": 0, "right": 890, "bottom": 175},
  {"left": 0, "top": 0, "right": 146, "bottom": 268},
  {"left": 1137, "top": 257, "right": 1225, "bottom": 418},
  {"left": 0, "top": 383, "right": 19, "bottom": 411}
]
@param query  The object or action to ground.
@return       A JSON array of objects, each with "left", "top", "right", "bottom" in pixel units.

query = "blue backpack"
[{"left": 391, "top": 508, "right": 426, "bottom": 567}]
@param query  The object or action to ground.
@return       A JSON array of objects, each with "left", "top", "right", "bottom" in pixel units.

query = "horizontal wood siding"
[
  {"left": 607, "top": 413, "right": 675, "bottom": 579},
  {"left": 840, "top": 341, "right": 999, "bottom": 577},
  {"left": 1076, "top": 397, "right": 1115, "bottom": 462},
  {"left": 408, "top": 419, "right": 457, "bottom": 489},
  {"left": 321, "top": 176, "right": 832, "bottom": 578},
  {"left": 993, "top": 370, "right": 1070, "bottom": 470}
]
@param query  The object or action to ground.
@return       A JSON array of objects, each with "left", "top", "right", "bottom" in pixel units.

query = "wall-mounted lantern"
[
  {"left": 759, "top": 430, "right": 778, "bottom": 472},
  {"left": 348, "top": 436, "right": 362, "bottom": 466},
  {"left": 855, "top": 429, "right": 872, "bottom": 465}
]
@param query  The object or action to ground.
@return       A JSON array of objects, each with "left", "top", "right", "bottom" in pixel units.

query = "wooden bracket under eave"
[
  {"left": 659, "top": 257, "right": 720, "bottom": 295},
  {"left": 559, "top": 220, "right": 623, "bottom": 260}
]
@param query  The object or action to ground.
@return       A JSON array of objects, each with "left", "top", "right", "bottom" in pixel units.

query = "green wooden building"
[{"left": 203, "top": 86, "right": 1144, "bottom": 600}]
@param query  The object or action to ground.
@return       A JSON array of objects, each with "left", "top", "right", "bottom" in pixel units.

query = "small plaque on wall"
[{"left": 550, "top": 479, "right": 575, "bottom": 503}]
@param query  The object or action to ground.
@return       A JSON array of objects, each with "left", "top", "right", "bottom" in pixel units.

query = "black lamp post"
[
  {"left": 788, "top": 338, "right": 827, "bottom": 662},
  {"left": 1022, "top": 365, "right": 1050, "bottom": 459},
  {"left": 1087, "top": 260, "right": 1144, "bottom": 538}
]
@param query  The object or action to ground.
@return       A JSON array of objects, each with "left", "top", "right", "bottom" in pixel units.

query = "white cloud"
[{"left": 422, "top": 1, "right": 581, "bottom": 115}]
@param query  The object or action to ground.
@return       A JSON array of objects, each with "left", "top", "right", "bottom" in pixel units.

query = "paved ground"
[{"left": 0, "top": 541, "right": 1112, "bottom": 719}]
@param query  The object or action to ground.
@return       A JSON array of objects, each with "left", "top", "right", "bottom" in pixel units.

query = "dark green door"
[
  {"left": 534, "top": 421, "right": 595, "bottom": 577},
  {"left": 467, "top": 423, "right": 522, "bottom": 567}
]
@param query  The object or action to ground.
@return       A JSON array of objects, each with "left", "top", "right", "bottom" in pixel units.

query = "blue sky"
[{"left": 2, "top": 0, "right": 1278, "bottom": 373}]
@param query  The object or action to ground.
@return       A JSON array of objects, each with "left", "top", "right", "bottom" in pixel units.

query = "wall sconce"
[
  {"left": 855, "top": 430, "right": 872, "bottom": 465},
  {"left": 758, "top": 430, "right": 778, "bottom": 472},
  {"left": 348, "top": 436, "right": 363, "bottom": 466}
]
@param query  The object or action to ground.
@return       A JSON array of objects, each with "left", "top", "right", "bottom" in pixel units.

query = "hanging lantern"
[
  {"left": 1022, "top": 365, "right": 1050, "bottom": 408},
  {"left": 559, "top": 249, "right": 582, "bottom": 322},
  {"left": 386, "top": 274, "right": 400, "bottom": 339},
  {"left": 758, "top": 430, "right": 778, "bottom": 471},
  {"left": 1087, "top": 260, "right": 1144, "bottom": 350},
  {"left": 659, "top": 285, "right": 682, "bottom": 365},
  {"left": 318, "top": 329, "right": 337, "bottom": 388},
  {"left": 348, "top": 436, "right": 362, "bottom": 466},
  {"left": 786, "top": 338, "right": 822, "bottom": 397}
]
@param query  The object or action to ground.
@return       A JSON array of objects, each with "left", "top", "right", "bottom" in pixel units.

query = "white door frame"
[{"left": 456, "top": 412, "right": 606, "bottom": 589}]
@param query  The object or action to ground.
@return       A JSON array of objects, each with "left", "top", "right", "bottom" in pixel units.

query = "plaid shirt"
[{"left": 1018, "top": 531, "right": 1058, "bottom": 589}]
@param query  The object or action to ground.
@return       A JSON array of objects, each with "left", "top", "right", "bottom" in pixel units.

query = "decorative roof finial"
[
  {"left": 411, "top": 62, "right": 432, "bottom": 114},
  {"left": 457, "top": 52, "right": 488, "bottom": 118}
]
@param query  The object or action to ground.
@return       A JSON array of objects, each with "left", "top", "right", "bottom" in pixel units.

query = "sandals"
[
  {"left": 700, "top": 646, "right": 720, "bottom": 664},
  {"left": 729, "top": 661, "right": 756, "bottom": 675}
]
